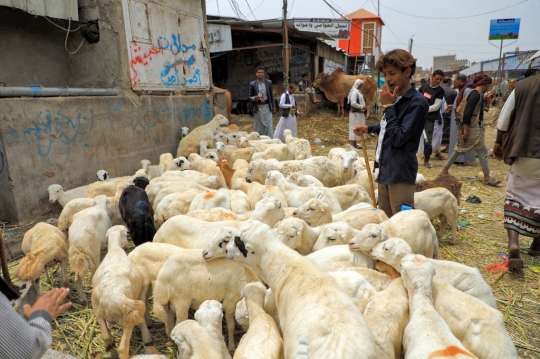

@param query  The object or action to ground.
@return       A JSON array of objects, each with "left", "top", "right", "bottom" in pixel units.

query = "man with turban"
[{"left": 439, "top": 75, "right": 501, "bottom": 186}]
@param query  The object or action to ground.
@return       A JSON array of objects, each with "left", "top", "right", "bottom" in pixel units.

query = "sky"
[{"left": 205, "top": 0, "right": 540, "bottom": 70}]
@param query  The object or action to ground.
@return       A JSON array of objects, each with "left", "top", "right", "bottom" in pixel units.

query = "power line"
[
  {"left": 378, "top": 0, "right": 528, "bottom": 20},
  {"left": 244, "top": 0, "right": 257, "bottom": 20},
  {"left": 369, "top": 0, "right": 403, "bottom": 45},
  {"left": 252, "top": 0, "right": 266, "bottom": 12}
]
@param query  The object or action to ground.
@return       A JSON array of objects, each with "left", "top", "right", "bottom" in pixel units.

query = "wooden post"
[{"left": 283, "top": 0, "right": 290, "bottom": 88}]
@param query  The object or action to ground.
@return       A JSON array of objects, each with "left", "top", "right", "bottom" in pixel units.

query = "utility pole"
[{"left": 283, "top": 0, "right": 290, "bottom": 88}]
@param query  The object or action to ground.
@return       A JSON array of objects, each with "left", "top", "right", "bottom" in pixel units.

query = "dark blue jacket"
[
  {"left": 368, "top": 87, "right": 428, "bottom": 185},
  {"left": 248, "top": 79, "right": 275, "bottom": 114}
]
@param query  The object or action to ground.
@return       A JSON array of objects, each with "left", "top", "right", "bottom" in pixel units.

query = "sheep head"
[
  {"left": 205, "top": 151, "right": 218, "bottom": 163},
  {"left": 214, "top": 114, "right": 229, "bottom": 127},
  {"left": 180, "top": 126, "right": 190, "bottom": 138},
  {"left": 293, "top": 198, "right": 329, "bottom": 226},
  {"left": 106, "top": 225, "right": 129, "bottom": 249},
  {"left": 140, "top": 159, "right": 151, "bottom": 170},
  {"left": 340, "top": 152, "right": 358, "bottom": 173},
  {"left": 47, "top": 184, "right": 63, "bottom": 203},
  {"left": 400, "top": 254, "right": 436, "bottom": 296},
  {"left": 265, "top": 170, "right": 283, "bottom": 186},
  {"left": 251, "top": 196, "right": 284, "bottom": 227},
  {"left": 370, "top": 237, "right": 413, "bottom": 273},
  {"left": 194, "top": 300, "right": 223, "bottom": 329},
  {"left": 276, "top": 217, "right": 304, "bottom": 251},
  {"left": 172, "top": 157, "right": 192, "bottom": 170},
  {"left": 348, "top": 223, "right": 388, "bottom": 252},
  {"left": 202, "top": 227, "right": 236, "bottom": 260},
  {"left": 226, "top": 221, "right": 273, "bottom": 273},
  {"left": 312, "top": 222, "right": 350, "bottom": 251},
  {"left": 132, "top": 176, "right": 149, "bottom": 190},
  {"left": 96, "top": 170, "right": 109, "bottom": 181}
]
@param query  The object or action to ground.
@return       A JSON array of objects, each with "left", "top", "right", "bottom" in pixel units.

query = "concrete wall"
[
  {"left": 0, "top": 7, "right": 71, "bottom": 87},
  {"left": 0, "top": 94, "right": 213, "bottom": 223}
]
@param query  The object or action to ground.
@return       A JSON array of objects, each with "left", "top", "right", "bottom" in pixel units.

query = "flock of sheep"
[{"left": 11, "top": 113, "right": 518, "bottom": 358}]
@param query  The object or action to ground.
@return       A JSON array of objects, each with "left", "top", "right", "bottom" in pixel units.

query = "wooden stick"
[
  {"left": 0, "top": 229, "right": 16, "bottom": 288},
  {"left": 359, "top": 136, "right": 377, "bottom": 206}
]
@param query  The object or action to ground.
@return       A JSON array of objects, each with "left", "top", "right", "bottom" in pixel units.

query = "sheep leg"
[
  {"left": 60, "top": 260, "right": 69, "bottom": 287},
  {"left": 137, "top": 285, "right": 152, "bottom": 344},
  {"left": 117, "top": 325, "right": 133, "bottom": 359},
  {"left": 44, "top": 267, "right": 52, "bottom": 285},
  {"left": 224, "top": 306, "right": 236, "bottom": 352},
  {"left": 140, "top": 285, "right": 153, "bottom": 327},
  {"left": 168, "top": 302, "right": 189, "bottom": 336},
  {"left": 98, "top": 318, "right": 114, "bottom": 351},
  {"left": 74, "top": 275, "right": 87, "bottom": 303},
  {"left": 438, "top": 214, "right": 447, "bottom": 239}
]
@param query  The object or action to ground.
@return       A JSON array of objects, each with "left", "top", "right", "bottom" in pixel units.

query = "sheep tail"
[
  {"left": 101, "top": 296, "right": 146, "bottom": 327},
  {"left": 15, "top": 245, "right": 67, "bottom": 282},
  {"left": 69, "top": 246, "right": 96, "bottom": 277}
]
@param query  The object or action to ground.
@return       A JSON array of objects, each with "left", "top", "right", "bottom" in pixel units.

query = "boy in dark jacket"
[{"left": 353, "top": 49, "right": 428, "bottom": 217}]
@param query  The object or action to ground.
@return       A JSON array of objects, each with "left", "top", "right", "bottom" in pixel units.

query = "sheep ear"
[
  {"left": 262, "top": 191, "right": 269, "bottom": 198},
  {"left": 315, "top": 191, "right": 324, "bottom": 200}
]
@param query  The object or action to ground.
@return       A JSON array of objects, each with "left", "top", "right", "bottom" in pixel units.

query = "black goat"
[{"left": 119, "top": 177, "right": 155, "bottom": 246}]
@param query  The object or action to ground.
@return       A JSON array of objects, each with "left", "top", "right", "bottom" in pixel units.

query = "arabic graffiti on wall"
[
  {"left": 10, "top": 101, "right": 211, "bottom": 165},
  {"left": 129, "top": 32, "right": 200, "bottom": 89}
]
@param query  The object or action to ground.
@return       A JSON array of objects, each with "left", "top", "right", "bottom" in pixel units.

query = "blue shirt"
[{"left": 368, "top": 86, "right": 428, "bottom": 185}]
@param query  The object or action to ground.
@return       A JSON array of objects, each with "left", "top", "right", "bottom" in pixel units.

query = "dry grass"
[{"left": 2, "top": 106, "right": 539, "bottom": 358}]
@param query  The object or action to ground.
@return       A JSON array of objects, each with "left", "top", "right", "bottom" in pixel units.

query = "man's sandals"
[{"left": 484, "top": 179, "right": 502, "bottom": 187}]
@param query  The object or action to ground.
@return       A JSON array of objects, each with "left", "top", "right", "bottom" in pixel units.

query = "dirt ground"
[{"left": 3, "top": 105, "right": 540, "bottom": 358}]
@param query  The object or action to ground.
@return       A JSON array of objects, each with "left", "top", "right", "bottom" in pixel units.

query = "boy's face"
[
  {"left": 382, "top": 65, "right": 411, "bottom": 93},
  {"left": 430, "top": 74, "right": 443, "bottom": 87},
  {"left": 302, "top": 76, "right": 308, "bottom": 81}
]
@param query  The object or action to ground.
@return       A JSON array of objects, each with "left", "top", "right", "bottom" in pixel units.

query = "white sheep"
[
  {"left": 346, "top": 168, "right": 379, "bottom": 194},
  {"left": 282, "top": 129, "right": 312, "bottom": 160},
  {"left": 400, "top": 254, "right": 476, "bottom": 359},
  {"left": 194, "top": 300, "right": 232, "bottom": 359},
  {"left": 186, "top": 208, "right": 238, "bottom": 222},
  {"left": 348, "top": 209, "right": 439, "bottom": 259},
  {"left": 180, "top": 126, "right": 190, "bottom": 139},
  {"left": 198, "top": 158, "right": 229, "bottom": 189},
  {"left": 225, "top": 221, "right": 378, "bottom": 359},
  {"left": 293, "top": 197, "right": 387, "bottom": 228},
  {"left": 306, "top": 244, "right": 375, "bottom": 272},
  {"left": 230, "top": 189, "right": 251, "bottom": 214},
  {"left": 234, "top": 283, "right": 284, "bottom": 359},
  {"left": 274, "top": 217, "right": 323, "bottom": 255},
  {"left": 141, "top": 153, "right": 176, "bottom": 178},
  {"left": 246, "top": 157, "right": 340, "bottom": 188},
  {"left": 285, "top": 172, "right": 324, "bottom": 187},
  {"left": 201, "top": 227, "right": 240, "bottom": 260},
  {"left": 14, "top": 222, "right": 69, "bottom": 291},
  {"left": 236, "top": 196, "right": 285, "bottom": 227},
  {"left": 337, "top": 267, "right": 392, "bottom": 291},
  {"left": 127, "top": 242, "right": 185, "bottom": 326},
  {"left": 152, "top": 186, "right": 204, "bottom": 211},
  {"left": 329, "top": 184, "right": 372, "bottom": 210},
  {"left": 328, "top": 147, "right": 359, "bottom": 185},
  {"left": 57, "top": 196, "right": 102, "bottom": 233},
  {"left": 68, "top": 197, "right": 112, "bottom": 302},
  {"left": 369, "top": 237, "right": 497, "bottom": 309},
  {"left": 48, "top": 184, "right": 88, "bottom": 207},
  {"left": 265, "top": 171, "right": 341, "bottom": 214},
  {"left": 362, "top": 277, "right": 409, "bottom": 359},
  {"left": 170, "top": 320, "right": 226, "bottom": 359},
  {"left": 188, "top": 189, "right": 231, "bottom": 212},
  {"left": 414, "top": 187, "right": 459, "bottom": 244},
  {"left": 327, "top": 270, "right": 377, "bottom": 313},
  {"left": 234, "top": 178, "right": 289, "bottom": 209},
  {"left": 153, "top": 249, "right": 257, "bottom": 351},
  {"left": 312, "top": 221, "right": 360, "bottom": 252},
  {"left": 153, "top": 189, "right": 204, "bottom": 229},
  {"left": 85, "top": 168, "right": 150, "bottom": 198},
  {"left": 251, "top": 144, "right": 294, "bottom": 162},
  {"left": 91, "top": 225, "right": 150, "bottom": 359},
  {"left": 176, "top": 114, "right": 229, "bottom": 157}
]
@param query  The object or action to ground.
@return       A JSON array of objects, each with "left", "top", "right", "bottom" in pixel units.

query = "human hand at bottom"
[
  {"left": 493, "top": 143, "right": 503, "bottom": 161},
  {"left": 23, "top": 288, "right": 71, "bottom": 320}
]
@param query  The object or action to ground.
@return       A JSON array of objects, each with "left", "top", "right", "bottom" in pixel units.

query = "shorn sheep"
[
  {"left": 369, "top": 237, "right": 497, "bottom": 308},
  {"left": 14, "top": 222, "right": 69, "bottom": 291},
  {"left": 91, "top": 225, "right": 151, "bottom": 359},
  {"left": 68, "top": 198, "right": 112, "bottom": 302},
  {"left": 414, "top": 187, "right": 459, "bottom": 244},
  {"left": 400, "top": 254, "right": 476, "bottom": 359},
  {"left": 225, "top": 221, "right": 378, "bottom": 359},
  {"left": 234, "top": 282, "right": 284, "bottom": 359},
  {"left": 152, "top": 248, "right": 257, "bottom": 351},
  {"left": 194, "top": 300, "right": 232, "bottom": 359},
  {"left": 176, "top": 114, "right": 229, "bottom": 157},
  {"left": 48, "top": 184, "right": 87, "bottom": 207},
  {"left": 415, "top": 174, "right": 462, "bottom": 205}
]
